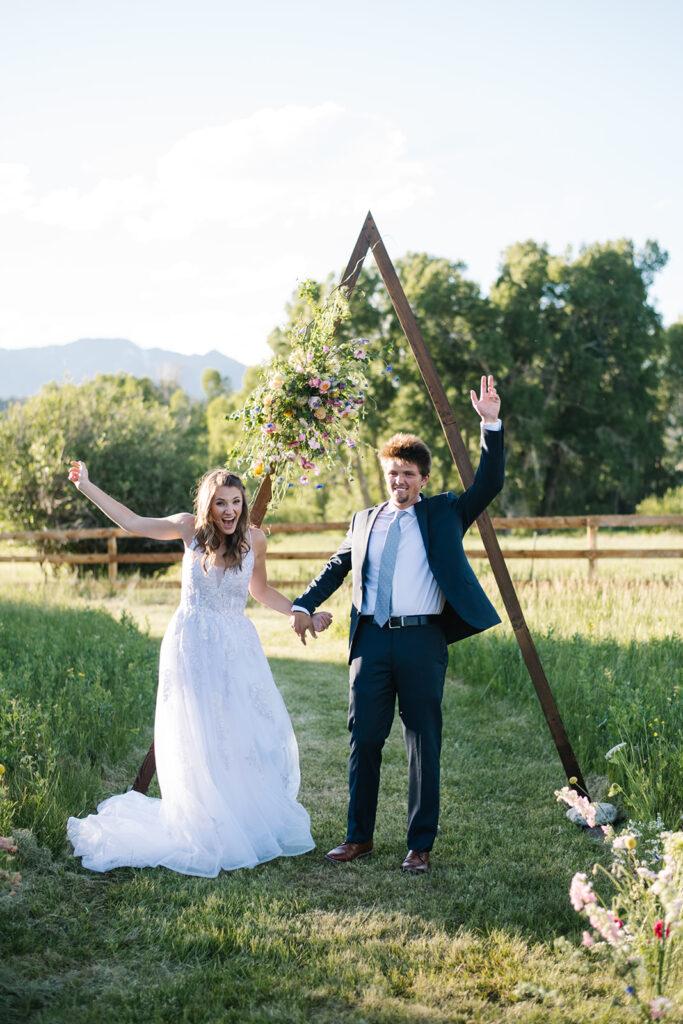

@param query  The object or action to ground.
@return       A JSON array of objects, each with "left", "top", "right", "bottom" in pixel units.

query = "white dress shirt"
[
  {"left": 292, "top": 419, "right": 502, "bottom": 617},
  {"left": 360, "top": 500, "right": 444, "bottom": 616}
]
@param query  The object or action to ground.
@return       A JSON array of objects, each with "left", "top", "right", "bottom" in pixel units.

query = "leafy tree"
[
  {"left": 0, "top": 374, "right": 207, "bottom": 567},
  {"left": 201, "top": 368, "right": 232, "bottom": 402},
  {"left": 491, "top": 239, "right": 673, "bottom": 513}
]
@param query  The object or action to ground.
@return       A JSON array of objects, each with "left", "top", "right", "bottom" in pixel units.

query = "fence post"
[
  {"left": 108, "top": 533, "right": 118, "bottom": 583},
  {"left": 586, "top": 518, "right": 598, "bottom": 577}
]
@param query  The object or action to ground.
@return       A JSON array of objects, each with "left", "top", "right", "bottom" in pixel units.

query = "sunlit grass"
[{"left": 0, "top": 535, "right": 681, "bottom": 1021}]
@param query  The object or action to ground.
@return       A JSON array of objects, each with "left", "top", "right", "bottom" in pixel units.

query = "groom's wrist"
[{"left": 291, "top": 605, "right": 311, "bottom": 616}]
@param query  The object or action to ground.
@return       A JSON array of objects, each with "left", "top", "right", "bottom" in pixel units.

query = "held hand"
[
  {"left": 470, "top": 375, "right": 501, "bottom": 423},
  {"left": 290, "top": 610, "right": 316, "bottom": 646},
  {"left": 68, "top": 460, "right": 89, "bottom": 491},
  {"left": 311, "top": 611, "right": 333, "bottom": 634}
]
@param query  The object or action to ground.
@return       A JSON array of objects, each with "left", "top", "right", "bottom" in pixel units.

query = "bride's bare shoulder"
[{"left": 248, "top": 526, "right": 266, "bottom": 552}]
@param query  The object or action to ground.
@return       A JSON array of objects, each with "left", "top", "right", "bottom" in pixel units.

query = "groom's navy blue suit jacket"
[{"left": 294, "top": 428, "right": 505, "bottom": 661}]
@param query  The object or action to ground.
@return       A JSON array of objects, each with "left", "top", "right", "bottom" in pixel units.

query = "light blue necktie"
[{"left": 373, "top": 510, "right": 407, "bottom": 627}]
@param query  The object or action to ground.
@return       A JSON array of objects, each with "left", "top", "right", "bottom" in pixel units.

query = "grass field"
[{"left": 0, "top": 532, "right": 681, "bottom": 1021}]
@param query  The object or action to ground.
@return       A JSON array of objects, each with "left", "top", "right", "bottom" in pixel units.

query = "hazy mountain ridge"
[{"left": 0, "top": 338, "right": 248, "bottom": 400}]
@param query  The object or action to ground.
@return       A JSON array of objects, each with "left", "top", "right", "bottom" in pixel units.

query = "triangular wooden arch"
[{"left": 133, "top": 211, "right": 587, "bottom": 798}]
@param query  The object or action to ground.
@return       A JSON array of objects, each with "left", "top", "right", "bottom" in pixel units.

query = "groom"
[{"left": 290, "top": 376, "right": 504, "bottom": 873}]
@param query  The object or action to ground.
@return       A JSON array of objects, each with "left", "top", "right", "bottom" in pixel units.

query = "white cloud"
[{"left": 8, "top": 104, "right": 430, "bottom": 240}]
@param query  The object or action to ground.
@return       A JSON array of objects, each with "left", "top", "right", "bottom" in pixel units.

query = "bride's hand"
[
  {"left": 311, "top": 611, "right": 333, "bottom": 633},
  {"left": 68, "top": 460, "right": 89, "bottom": 490}
]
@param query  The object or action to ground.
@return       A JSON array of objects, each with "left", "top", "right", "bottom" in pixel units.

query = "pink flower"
[
  {"left": 654, "top": 920, "right": 671, "bottom": 940},
  {"left": 298, "top": 475, "right": 309, "bottom": 485},
  {"left": 353, "top": 348, "right": 367, "bottom": 359},
  {"left": 582, "top": 930, "right": 594, "bottom": 947},
  {"left": 319, "top": 380, "right": 331, "bottom": 392},
  {"left": 555, "top": 786, "right": 598, "bottom": 827},
  {"left": 308, "top": 378, "right": 321, "bottom": 388},
  {"left": 322, "top": 345, "right": 330, "bottom": 353},
  {"left": 650, "top": 996, "right": 674, "bottom": 1019},
  {"left": 262, "top": 423, "right": 277, "bottom": 434},
  {"left": 569, "top": 873, "right": 597, "bottom": 912}
]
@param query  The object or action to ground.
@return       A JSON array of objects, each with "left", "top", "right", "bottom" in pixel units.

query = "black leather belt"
[{"left": 360, "top": 614, "right": 441, "bottom": 629}]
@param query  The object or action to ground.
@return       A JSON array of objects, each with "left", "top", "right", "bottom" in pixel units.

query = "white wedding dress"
[{"left": 67, "top": 539, "right": 315, "bottom": 876}]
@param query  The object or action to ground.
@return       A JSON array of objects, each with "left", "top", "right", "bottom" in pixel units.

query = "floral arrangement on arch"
[{"left": 229, "top": 283, "right": 369, "bottom": 506}]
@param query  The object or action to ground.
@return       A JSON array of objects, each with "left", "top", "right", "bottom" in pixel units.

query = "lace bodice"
[{"left": 179, "top": 542, "right": 254, "bottom": 618}]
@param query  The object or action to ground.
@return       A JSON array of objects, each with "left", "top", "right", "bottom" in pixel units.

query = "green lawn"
[{"left": 0, "top": 549, "right": 681, "bottom": 1021}]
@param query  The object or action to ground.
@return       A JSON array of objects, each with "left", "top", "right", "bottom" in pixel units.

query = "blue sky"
[{"left": 2, "top": 0, "right": 681, "bottom": 363}]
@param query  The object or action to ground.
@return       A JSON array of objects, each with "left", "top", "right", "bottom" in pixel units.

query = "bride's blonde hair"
[{"left": 193, "top": 469, "right": 250, "bottom": 574}]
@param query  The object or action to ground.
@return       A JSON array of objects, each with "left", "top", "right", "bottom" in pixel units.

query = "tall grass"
[
  {"left": 0, "top": 592, "right": 158, "bottom": 851},
  {"left": 454, "top": 577, "right": 683, "bottom": 826}
]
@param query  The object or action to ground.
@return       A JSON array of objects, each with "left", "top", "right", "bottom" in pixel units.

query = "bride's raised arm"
[{"left": 68, "top": 460, "right": 195, "bottom": 544}]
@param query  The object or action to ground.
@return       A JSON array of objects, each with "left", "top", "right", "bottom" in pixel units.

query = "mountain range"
[{"left": 0, "top": 338, "right": 248, "bottom": 400}]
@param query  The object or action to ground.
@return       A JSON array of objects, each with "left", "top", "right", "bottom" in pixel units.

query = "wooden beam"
[{"left": 361, "top": 212, "right": 589, "bottom": 797}]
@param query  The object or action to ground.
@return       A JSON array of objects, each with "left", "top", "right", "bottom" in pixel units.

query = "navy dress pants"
[{"left": 346, "top": 618, "right": 449, "bottom": 851}]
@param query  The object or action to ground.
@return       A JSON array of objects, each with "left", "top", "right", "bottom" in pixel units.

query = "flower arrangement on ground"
[
  {"left": 228, "top": 283, "right": 369, "bottom": 507},
  {"left": 556, "top": 785, "right": 682, "bottom": 1020}
]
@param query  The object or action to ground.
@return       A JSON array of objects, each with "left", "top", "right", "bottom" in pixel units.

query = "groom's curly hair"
[
  {"left": 193, "top": 469, "right": 250, "bottom": 574},
  {"left": 378, "top": 433, "right": 431, "bottom": 478}
]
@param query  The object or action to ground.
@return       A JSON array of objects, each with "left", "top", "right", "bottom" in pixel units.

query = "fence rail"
[{"left": 1, "top": 515, "right": 681, "bottom": 586}]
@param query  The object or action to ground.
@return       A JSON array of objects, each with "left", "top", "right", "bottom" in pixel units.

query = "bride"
[{"left": 66, "top": 463, "right": 328, "bottom": 876}]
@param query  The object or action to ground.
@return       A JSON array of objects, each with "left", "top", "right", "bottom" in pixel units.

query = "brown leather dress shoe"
[
  {"left": 401, "top": 850, "right": 430, "bottom": 873},
  {"left": 325, "top": 840, "right": 373, "bottom": 863}
]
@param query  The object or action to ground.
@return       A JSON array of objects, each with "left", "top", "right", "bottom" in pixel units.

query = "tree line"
[{"left": 0, "top": 238, "right": 680, "bottom": 557}]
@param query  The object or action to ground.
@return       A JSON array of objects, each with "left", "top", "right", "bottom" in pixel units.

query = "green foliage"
[
  {"left": 476, "top": 238, "right": 671, "bottom": 513},
  {"left": 264, "top": 240, "right": 675, "bottom": 517},
  {"left": 637, "top": 484, "right": 683, "bottom": 516},
  {"left": 0, "top": 373, "right": 207, "bottom": 564},
  {"left": 0, "top": 593, "right": 158, "bottom": 852},
  {"left": 201, "top": 367, "right": 232, "bottom": 402},
  {"left": 229, "top": 283, "right": 368, "bottom": 507}
]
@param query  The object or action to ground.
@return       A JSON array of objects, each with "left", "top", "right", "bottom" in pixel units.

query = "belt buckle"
[{"left": 388, "top": 616, "right": 402, "bottom": 629}]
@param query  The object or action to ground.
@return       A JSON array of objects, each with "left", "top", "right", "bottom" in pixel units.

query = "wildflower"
[
  {"left": 555, "top": 786, "right": 598, "bottom": 827},
  {"left": 0, "top": 764, "right": 4, "bottom": 776},
  {"left": 665, "top": 897, "right": 683, "bottom": 926},
  {"left": 586, "top": 906, "right": 628, "bottom": 948},
  {"left": 613, "top": 833, "right": 638, "bottom": 851},
  {"left": 308, "top": 378, "right": 321, "bottom": 388},
  {"left": 650, "top": 996, "right": 674, "bottom": 1019},
  {"left": 269, "top": 373, "right": 285, "bottom": 389},
  {"left": 605, "top": 742, "right": 627, "bottom": 760},
  {"left": 626, "top": 986, "right": 635, "bottom": 995},
  {"left": 308, "top": 396, "right": 322, "bottom": 410},
  {"left": 250, "top": 460, "right": 265, "bottom": 477},
  {"left": 308, "top": 438, "right": 321, "bottom": 450},
  {"left": 314, "top": 408, "right": 327, "bottom": 420},
  {"left": 315, "top": 484, "right": 324, "bottom": 489},
  {"left": 582, "top": 930, "right": 594, "bottom": 947},
  {"left": 298, "top": 475, "right": 309, "bottom": 485},
  {"left": 322, "top": 345, "right": 330, "bottom": 353},
  {"left": 353, "top": 348, "right": 367, "bottom": 359},
  {"left": 319, "top": 380, "right": 331, "bottom": 392},
  {"left": 654, "top": 920, "right": 671, "bottom": 940},
  {"left": 570, "top": 873, "right": 597, "bottom": 912},
  {"left": 262, "top": 423, "right": 278, "bottom": 434}
]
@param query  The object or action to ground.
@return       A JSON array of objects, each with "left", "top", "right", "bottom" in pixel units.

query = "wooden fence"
[{"left": 0, "top": 515, "right": 681, "bottom": 586}]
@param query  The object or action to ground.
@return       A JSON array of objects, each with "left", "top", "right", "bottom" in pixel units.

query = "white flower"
[{"left": 604, "top": 742, "right": 627, "bottom": 760}]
